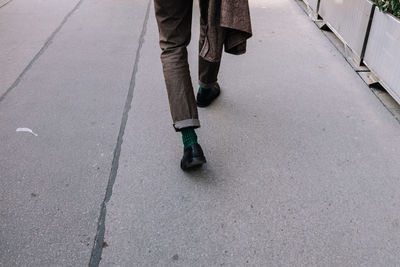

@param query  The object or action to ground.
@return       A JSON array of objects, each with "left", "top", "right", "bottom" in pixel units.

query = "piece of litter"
[{"left": 16, "top": 128, "right": 38, "bottom": 136}]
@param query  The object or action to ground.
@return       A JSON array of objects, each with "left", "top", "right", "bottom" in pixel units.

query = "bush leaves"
[{"left": 374, "top": 0, "right": 400, "bottom": 17}]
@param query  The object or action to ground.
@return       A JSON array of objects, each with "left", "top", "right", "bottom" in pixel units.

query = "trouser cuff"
[
  {"left": 173, "top": 119, "right": 200, "bottom": 132},
  {"left": 199, "top": 80, "right": 218, "bottom": 89}
]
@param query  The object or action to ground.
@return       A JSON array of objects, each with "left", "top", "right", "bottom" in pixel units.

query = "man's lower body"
[{"left": 154, "top": 0, "right": 222, "bottom": 170}]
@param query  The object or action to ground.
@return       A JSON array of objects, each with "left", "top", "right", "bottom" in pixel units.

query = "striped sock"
[{"left": 181, "top": 127, "right": 198, "bottom": 149}]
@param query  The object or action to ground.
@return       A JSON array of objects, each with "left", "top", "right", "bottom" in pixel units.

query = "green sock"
[
  {"left": 181, "top": 127, "right": 198, "bottom": 149},
  {"left": 198, "top": 86, "right": 208, "bottom": 94}
]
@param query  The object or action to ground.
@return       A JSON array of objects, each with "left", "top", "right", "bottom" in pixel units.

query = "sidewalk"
[{"left": 1, "top": 0, "right": 400, "bottom": 266}]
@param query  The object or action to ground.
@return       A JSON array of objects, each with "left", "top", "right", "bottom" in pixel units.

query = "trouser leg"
[
  {"left": 198, "top": 0, "right": 222, "bottom": 88},
  {"left": 154, "top": 0, "right": 199, "bottom": 131}
]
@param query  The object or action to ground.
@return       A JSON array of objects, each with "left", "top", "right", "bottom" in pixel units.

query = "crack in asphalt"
[
  {"left": 88, "top": 1, "right": 152, "bottom": 266},
  {"left": 0, "top": 0, "right": 85, "bottom": 103}
]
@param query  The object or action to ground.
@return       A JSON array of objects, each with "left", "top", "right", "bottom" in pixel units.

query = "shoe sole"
[{"left": 181, "top": 156, "right": 207, "bottom": 171}]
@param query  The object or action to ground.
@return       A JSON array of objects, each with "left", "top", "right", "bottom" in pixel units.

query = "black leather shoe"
[
  {"left": 196, "top": 83, "right": 220, "bottom": 107},
  {"left": 181, "top": 143, "right": 207, "bottom": 171}
]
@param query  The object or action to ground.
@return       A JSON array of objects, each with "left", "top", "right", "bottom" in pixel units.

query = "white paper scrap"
[{"left": 16, "top": 128, "right": 38, "bottom": 136}]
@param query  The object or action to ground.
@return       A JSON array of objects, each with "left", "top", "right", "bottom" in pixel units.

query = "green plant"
[{"left": 374, "top": 0, "right": 400, "bottom": 17}]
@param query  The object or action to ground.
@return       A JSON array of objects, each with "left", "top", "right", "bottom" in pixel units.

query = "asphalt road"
[{"left": 1, "top": 0, "right": 400, "bottom": 266}]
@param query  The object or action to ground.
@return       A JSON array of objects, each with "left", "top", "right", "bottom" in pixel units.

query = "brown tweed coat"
[{"left": 199, "top": 0, "right": 253, "bottom": 62}]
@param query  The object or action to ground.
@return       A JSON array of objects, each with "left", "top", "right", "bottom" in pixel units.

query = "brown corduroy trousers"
[{"left": 154, "top": 0, "right": 222, "bottom": 131}]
